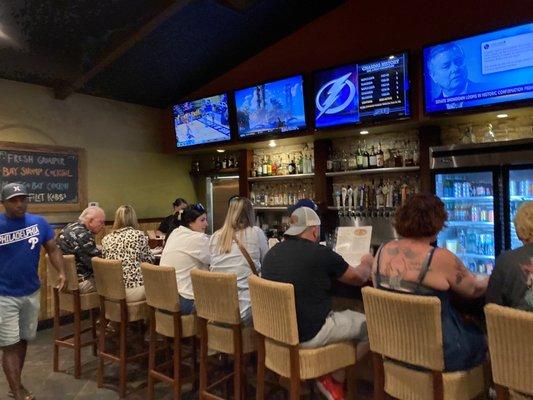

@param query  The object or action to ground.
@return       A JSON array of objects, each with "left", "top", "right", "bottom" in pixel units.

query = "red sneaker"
[{"left": 316, "top": 374, "right": 344, "bottom": 400}]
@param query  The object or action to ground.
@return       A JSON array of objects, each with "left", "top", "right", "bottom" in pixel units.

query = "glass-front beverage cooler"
[
  {"left": 508, "top": 167, "right": 533, "bottom": 249},
  {"left": 431, "top": 139, "right": 533, "bottom": 277},
  {"left": 435, "top": 171, "right": 496, "bottom": 275}
]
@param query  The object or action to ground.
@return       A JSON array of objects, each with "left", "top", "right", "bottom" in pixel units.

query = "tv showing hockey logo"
[
  {"left": 173, "top": 94, "right": 231, "bottom": 148},
  {"left": 235, "top": 75, "right": 307, "bottom": 138}
]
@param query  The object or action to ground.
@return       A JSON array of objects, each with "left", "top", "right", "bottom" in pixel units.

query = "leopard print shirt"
[{"left": 101, "top": 227, "right": 154, "bottom": 288}]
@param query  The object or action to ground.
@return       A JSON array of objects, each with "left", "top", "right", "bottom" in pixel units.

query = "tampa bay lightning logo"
[{"left": 316, "top": 72, "right": 356, "bottom": 120}]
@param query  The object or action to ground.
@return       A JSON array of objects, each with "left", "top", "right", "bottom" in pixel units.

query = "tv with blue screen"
[
  {"left": 423, "top": 23, "right": 533, "bottom": 114},
  {"left": 234, "top": 75, "right": 307, "bottom": 138},
  {"left": 173, "top": 93, "right": 231, "bottom": 148},
  {"left": 313, "top": 53, "right": 410, "bottom": 129}
]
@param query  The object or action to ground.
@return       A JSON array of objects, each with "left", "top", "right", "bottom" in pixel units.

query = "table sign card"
[{"left": 334, "top": 226, "right": 372, "bottom": 266}]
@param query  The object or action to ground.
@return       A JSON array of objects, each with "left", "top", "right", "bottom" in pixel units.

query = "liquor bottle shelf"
[
  {"left": 456, "top": 253, "right": 495, "bottom": 260},
  {"left": 446, "top": 221, "right": 494, "bottom": 227},
  {"left": 440, "top": 196, "right": 493, "bottom": 202},
  {"left": 325, "top": 166, "right": 419, "bottom": 177},
  {"left": 252, "top": 206, "right": 287, "bottom": 211},
  {"left": 510, "top": 195, "right": 533, "bottom": 201},
  {"left": 248, "top": 173, "right": 315, "bottom": 181}
]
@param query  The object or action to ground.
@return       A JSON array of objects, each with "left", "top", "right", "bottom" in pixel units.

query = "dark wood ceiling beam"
[{"left": 54, "top": 0, "right": 192, "bottom": 100}]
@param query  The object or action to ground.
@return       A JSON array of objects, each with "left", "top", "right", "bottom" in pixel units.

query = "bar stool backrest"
[
  {"left": 362, "top": 286, "right": 444, "bottom": 371},
  {"left": 248, "top": 275, "right": 299, "bottom": 346},
  {"left": 46, "top": 254, "right": 79, "bottom": 291},
  {"left": 191, "top": 269, "right": 240, "bottom": 325},
  {"left": 92, "top": 257, "right": 126, "bottom": 300},
  {"left": 485, "top": 303, "right": 533, "bottom": 396},
  {"left": 141, "top": 262, "right": 179, "bottom": 312}
]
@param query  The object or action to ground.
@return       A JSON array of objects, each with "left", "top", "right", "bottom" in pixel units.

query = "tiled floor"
[
  {"left": 0, "top": 326, "right": 373, "bottom": 400},
  {"left": 0, "top": 327, "right": 195, "bottom": 400}
]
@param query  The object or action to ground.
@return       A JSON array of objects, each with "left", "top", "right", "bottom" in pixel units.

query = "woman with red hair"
[{"left": 372, "top": 193, "right": 487, "bottom": 372}]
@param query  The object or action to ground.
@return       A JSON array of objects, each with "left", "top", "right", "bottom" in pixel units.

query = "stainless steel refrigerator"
[
  {"left": 206, "top": 176, "right": 239, "bottom": 234},
  {"left": 430, "top": 139, "right": 533, "bottom": 276}
]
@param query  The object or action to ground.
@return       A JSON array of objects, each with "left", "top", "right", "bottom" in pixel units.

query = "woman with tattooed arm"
[{"left": 372, "top": 193, "right": 487, "bottom": 372}]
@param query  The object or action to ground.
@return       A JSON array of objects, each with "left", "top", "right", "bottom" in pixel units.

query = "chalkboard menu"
[{"left": 0, "top": 142, "right": 86, "bottom": 212}]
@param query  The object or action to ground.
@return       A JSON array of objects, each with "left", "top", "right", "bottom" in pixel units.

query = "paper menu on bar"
[{"left": 334, "top": 226, "right": 372, "bottom": 266}]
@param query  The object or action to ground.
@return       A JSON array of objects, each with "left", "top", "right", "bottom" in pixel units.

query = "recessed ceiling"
[{"left": 0, "top": 0, "right": 345, "bottom": 108}]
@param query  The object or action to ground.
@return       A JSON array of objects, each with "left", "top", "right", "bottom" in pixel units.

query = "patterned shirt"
[
  {"left": 58, "top": 221, "right": 100, "bottom": 279},
  {"left": 101, "top": 227, "right": 154, "bottom": 289}
]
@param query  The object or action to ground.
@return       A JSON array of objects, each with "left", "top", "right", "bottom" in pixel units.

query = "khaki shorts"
[
  {"left": 300, "top": 309, "right": 368, "bottom": 348},
  {"left": 0, "top": 290, "right": 41, "bottom": 347}
]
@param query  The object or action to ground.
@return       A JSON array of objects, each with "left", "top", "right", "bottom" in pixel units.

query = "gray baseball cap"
[
  {"left": 284, "top": 206, "right": 321, "bottom": 236},
  {"left": 1, "top": 183, "right": 28, "bottom": 201}
]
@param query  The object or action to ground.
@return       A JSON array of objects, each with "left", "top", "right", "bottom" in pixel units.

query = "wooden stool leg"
[
  {"left": 147, "top": 308, "right": 156, "bottom": 400},
  {"left": 256, "top": 335, "right": 265, "bottom": 400},
  {"left": 90, "top": 308, "right": 97, "bottom": 356},
  {"left": 191, "top": 336, "right": 197, "bottom": 388},
  {"left": 198, "top": 318, "right": 208, "bottom": 399},
  {"left": 289, "top": 346, "right": 300, "bottom": 400},
  {"left": 373, "top": 352, "right": 385, "bottom": 400},
  {"left": 97, "top": 297, "right": 106, "bottom": 388},
  {"left": 73, "top": 294, "right": 82, "bottom": 379},
  {"left": 52, "top": 289, "right": 60, "bottom": 372},
  {"left": 173, "top": 333, "right": 182, "bottom": 400},
  {"left": 119, "top": 304, "right": 127, "bottom": 398},
  {"left": 233, "top": 325, "right": 243, "bottom": 400},
  {"left": 345, "top": 364, "right": 357, "bottom": 400}
]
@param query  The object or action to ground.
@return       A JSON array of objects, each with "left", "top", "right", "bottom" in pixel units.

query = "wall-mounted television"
[
  {"left": 423, "top": 23, "right": 533, "bottom": 114},
  {"left": 173, "top": 93, "right": 231, "bottom": 148},
  {"left": 313, "top": 52, "right": 410, "bottom": 129},
  {"left": 234, "top": 74, "right": 307, "bottom": 138}
]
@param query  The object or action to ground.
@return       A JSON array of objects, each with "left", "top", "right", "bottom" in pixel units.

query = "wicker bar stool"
[
  {"left": 141, "top": 262, "right": 197, "bottom": 400},
  {"left": 190, "top": 269, "right": 257, "bottom": 400},
  {"left": 248, "top": 275, "right": 358, "bottom": 400},
  {"left": 92, "top": 257, "right": 149, "bottom": 398},
  {"left": 362, "top": 286, "right": 487, "bottom": 400},
  {"left": 46, "top": 254, "right": 98, "bottom": 379},
  {"left": 485, "top": 303, "right": 533, "bottom": 400}
]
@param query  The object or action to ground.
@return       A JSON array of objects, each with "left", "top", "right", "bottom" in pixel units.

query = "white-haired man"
[{"left": 57, "top": 206, "right": 105, "bottom": 293}]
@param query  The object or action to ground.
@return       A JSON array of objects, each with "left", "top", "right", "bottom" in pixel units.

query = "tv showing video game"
[
  {"left": 234, "top": 74, "right": 307, "bottom": 138},
  {"left": 313, "top": 53, "right": 410, "bottom": 129},
  {"left": 173, "top": 93, "right": 231, "bottom": 148},
  {"left": 423, "top": 23, "right": 533, "bottom": 114}
]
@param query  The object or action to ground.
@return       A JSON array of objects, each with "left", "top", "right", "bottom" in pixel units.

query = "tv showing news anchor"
[{"left": 423, "top": 23, "right": 533, "bottom": 113}]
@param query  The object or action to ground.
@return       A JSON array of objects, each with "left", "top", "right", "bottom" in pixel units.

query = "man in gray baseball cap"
[
  {"left": 1, "top": 182, "right": 66, "bottom": 400},
  {"left": 262, "top": 206, "right": 373, "bottom": 399}
]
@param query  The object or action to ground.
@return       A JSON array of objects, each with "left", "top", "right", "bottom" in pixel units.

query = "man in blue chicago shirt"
[{"left": 0, "top": 183, "right": 66, "bottom": 400}]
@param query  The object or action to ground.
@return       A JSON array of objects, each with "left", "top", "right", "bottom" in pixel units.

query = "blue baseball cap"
[{"left": 287, "top": 198, "right": 318, "bottom": 215}]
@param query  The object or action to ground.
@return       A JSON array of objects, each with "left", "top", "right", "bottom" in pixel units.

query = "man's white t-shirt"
[{"left": 160, "top": 225, "right": 210, "bottom": 300}]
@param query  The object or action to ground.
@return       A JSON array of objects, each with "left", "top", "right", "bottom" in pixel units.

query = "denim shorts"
[{"left": 0, "top": 290, "right": 40, "bottom": 347}]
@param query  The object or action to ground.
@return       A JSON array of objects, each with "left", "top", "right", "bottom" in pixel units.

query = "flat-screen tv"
[
  {"left": 173, "top": 93, "right": 231, "bottom": 148},
  {"left": 313, "top": 52, "right": 410, "bottom": 129},
  {"left": 234, "top": 74, "right": 307, "bottom": 138},
  {"left": 423, "top": 23, "right": 533, "bottom": 114}
]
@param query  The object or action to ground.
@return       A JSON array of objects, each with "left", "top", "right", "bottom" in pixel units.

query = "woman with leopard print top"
[{"left": 102, "top": 205, "right": 154, "bottom": 302}]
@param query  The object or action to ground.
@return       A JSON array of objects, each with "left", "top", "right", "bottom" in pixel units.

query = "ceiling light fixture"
[
  {"left": 360, "top": 130, "right": 369, "bottom": 135},
  {"left": 268, "top": 140, "right": 276, "bottom": 147},
  {"left": 496, "top": 113, "right": 509, "bottom": 119},
  {"left": 216, "top": 149, "right": 225, "bottom": 153}
]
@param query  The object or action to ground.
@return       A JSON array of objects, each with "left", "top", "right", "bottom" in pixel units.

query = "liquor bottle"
[
  {"left": 404, "top": 141, "right": 414, "bottom": 167},
  {"left": 288, "top": 159, "right": 296, "bottom": 175},
  {"left": 251, "top": 161, "right": 257, "bottom": 177},
  {"left": 222, "top": 155, "right": 227, "bottom": 169},
  {"left": 348, "top": 148, "right": 357, "bottom": 170},
  {"left": 228, "top": 155, "right": 234, "bottom": 168},
  {"left": 234, "top": 156, "right": 239, "bottom": 168},
  {"left": 250, "top": 187, "right": 256, "bottom": 205},
  {"left": 327, "top": 154, "right": 333, "bottom": 172},
  {"left": 356, "top": 143, "right": 364, "bottom": 170},
  {"left": 272, "top": 156, "right": 278, "bottom": 175},
  {"left": 297, "top": 153, "right": 304, "bottom": 174},
  {"left": 369, "top": 145, "right": 377, "bottom": 168},
  {"left": 267, "top": 156, "right": 272, "bottom": 176},
  {"left": 215, "top": 156, "right": 222, "bottom": 170},
  {"left": 262, "top": 157, "right": 268, "bottom": 176},
  {"left": 362, "top": 144, "right": 370, "bottom": 169},
  {"left": 256, "top": 159, "right": 263, "bottom": 177},
  {"left": 412, "top": 142, "right": 419, "bottom": 166},
  {"left": 376, "top": 142, "right": 384, "bottom": 168}
]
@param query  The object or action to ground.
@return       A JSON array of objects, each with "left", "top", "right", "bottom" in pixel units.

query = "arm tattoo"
[{"left": 386, "top": 246, "right": 400, "bottom": 256}]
